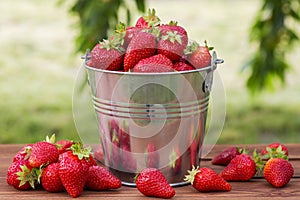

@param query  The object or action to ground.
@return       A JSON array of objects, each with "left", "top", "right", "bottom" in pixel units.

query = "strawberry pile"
[
  {"left": 184, "top": 142, "right": 294, "bottom": 193},
  {"left": 6, "top": 135, "right": 121, "bottom": 198},
  {"left": 210, "top": 142, "right": 294, "bottom": 188},
  {"left": 87, "top": 9, "right": 213, "bottom": 73}
]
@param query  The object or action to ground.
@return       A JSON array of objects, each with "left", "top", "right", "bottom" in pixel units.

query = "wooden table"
[{"left": 1, "top": 144, "right": 299, "bottom": 199}]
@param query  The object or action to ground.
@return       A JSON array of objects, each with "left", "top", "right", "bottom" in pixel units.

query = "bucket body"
[{"left": 84, "top": 51, "right": 219, "bottom": 186}]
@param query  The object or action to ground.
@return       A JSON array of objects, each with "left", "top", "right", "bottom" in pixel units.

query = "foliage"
[
  {"left": 68, "top": 0, "right": 146, "bottom": 53},
  {"left": 245, "top": 0, "right": 300, "bottom": 94}
]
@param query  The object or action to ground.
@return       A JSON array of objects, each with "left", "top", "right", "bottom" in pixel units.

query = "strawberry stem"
[{"left": 184, "top": 165, "right": 199, "bottom": 185}]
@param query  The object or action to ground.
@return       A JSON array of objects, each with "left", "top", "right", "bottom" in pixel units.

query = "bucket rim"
[{"left": 83, "top": 51, "right": 222, "bottom": 76}]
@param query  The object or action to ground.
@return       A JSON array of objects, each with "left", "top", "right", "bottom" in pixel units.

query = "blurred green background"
[{"left": 1, "top": 0, "right": 299, "bottom": 144}]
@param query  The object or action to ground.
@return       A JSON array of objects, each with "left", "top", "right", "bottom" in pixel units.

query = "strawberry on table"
[
  {"left": 133, "top": 54, "right": 174, "bottom": 73},
  {"left": 6, "top": 160, "right": 38, "bottom": 190},
  {"left": 185, "top": 40, "right": 212, "bottom": 69},
  {"left": 124, "top": 31, "right": 156, "bottom": 71},
  {"left": 59, "top": 143, "right": 92, "bottom": 198},
  {"left": 261, "top": 142, "right": 289, "bottom": 160},
  {"left": 89, "top": 37, "right": 123, "bottom": 71},
  {"left": 212, "top": 147, "right": 243, "bottom": 166},
  {"left": 135, "top": 168, "right": 175, "bottom": 199},
  {"left": 28, "top": 141, "right": 59, "bottom": 168},
  {"left": 263, "top": 158, "right": 294, "bottom": 188},
  {"left": 85, "top": 166, "right": 121, "bottom": 191},
  {"left": 13, "top": 144, "right": 33, "bottom": 162},
  {"left": 56, "top": 139, "right": 74, "bottom": 154},
  {"left": 184, "top": 166, "right": 232, "bottom": 192},
  {"left": 220, "top": 154, "right": 256, "bottom": 181},
  {"left": 41, "top": 162, "right": 65, "bottom": 193}
]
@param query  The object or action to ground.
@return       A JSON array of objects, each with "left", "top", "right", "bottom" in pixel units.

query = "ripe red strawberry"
[
  {"left": 263, "top": 158, "right": 294, "bottom": 188},
  {"left": 212, "top": 147, "right": 243, "bottom": 166},
  {"left": 135, "top": 8, "right": 160, "bottom": 28},
  {"left": 6, "top": 160, "right": 37, "bottom": 190},
  {"left": 124, "top": 31, "right": 156, "bottom": 71},
  {"left": 185, "top": 41, "right": 211, "bottom": 69},
  {"left": 90, "top": 38, "right": 123, "bottom": 71},
  {"left": 220, "top": 154, "right": 256, "bottom": 181},
  {"left": 146, "top": 143, "right": 159, "bottom": 168},
  {"left": 173, "top": 62, "right": 195, "bottom": 71},
  {"left": 184, "top": 166, "right": 232, "bottom": 192},
  {"left": 133, "top": 54, "right": 174, "bottom": 73},
  {"left": 136, "top": 168, "right": 175, "bottom": 199},
  {"left": 56, "top": 140, "right": 73, "bottom": 154},
  {"left": 158, "top": 22, "right": 188, "bottom": 62},
  {"left": 169, "top": 147, "right": 182, "bottom": 174},
  {"left": 261, "top": 142, "right": 289, "bottom": 160},
  {"left": 85, "top": 166, "right": 122, "bottom": 190},
  {"left": 123, "top": 26, "right": 141, "bottom": 48},
  {"left": 28, "top": 141, "right": 59, "bottom": 168},
  {"left": 41, "top": 162, "right": 65, "bottom": 192},
  {"left": 59, "top": 143, "right": 91, "bottom": 198},
  {"left": 13, "top": 144, "right": 33, "bottom": 162}
]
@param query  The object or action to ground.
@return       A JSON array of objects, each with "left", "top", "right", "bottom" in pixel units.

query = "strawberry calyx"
[
  {"left": 143, "top": 8, "right": 160, "bottom": 27},
  {"left": 184, "top": 165, "right": 200, "bottom": 185},
  {"left": 184, "top": 40, "right": 199, "bottom": 55},
  {"left": 99, "top": 37, "right": 123, "bottom": 52},
  {"left": 253, "top": 149, "right": 265, "bottom": 173},
  {"left": 161, "top": 31, "right": 182, "bottom": 44},
  {"left": 70, "top": 142, "right": 91, "bottom": 160},
  {"left": 168, "top": 20, "right": 178, "bottom": 26},
  {"left": 45, "top": 134, "right": 56, "bottom": 144},
  {"left": 16, "top": 165, "right": 39, "bottom": 189},
  {"left": 263, "top": 145, "right": 288, "bottom": 160}
]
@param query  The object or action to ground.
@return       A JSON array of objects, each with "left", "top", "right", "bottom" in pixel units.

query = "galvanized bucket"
[{"left": 83, "top": 51, "right": 223, "bottom": 186}]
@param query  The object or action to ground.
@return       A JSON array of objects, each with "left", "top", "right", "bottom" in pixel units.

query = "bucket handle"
[{"left": 202, "top": 51, "right": 224, "bottom": 93}]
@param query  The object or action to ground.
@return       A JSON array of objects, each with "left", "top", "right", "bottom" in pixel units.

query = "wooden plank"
[{"left": 1, "top": 144, "right": 300, "bottom": 199}]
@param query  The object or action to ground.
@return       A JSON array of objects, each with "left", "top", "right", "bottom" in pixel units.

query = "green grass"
[{"left": 1, "top": 0, "right": 299, "bottom": 144}]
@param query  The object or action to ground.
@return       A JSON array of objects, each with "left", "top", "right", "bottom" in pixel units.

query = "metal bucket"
[{"left": 83, "top": 51, "right": 223, "bottom": 186}]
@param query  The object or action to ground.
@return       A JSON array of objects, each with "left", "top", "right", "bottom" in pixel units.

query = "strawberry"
[
  {"left": 169, "top": 147, "right": 182, "bottom": 174},
  {"left": 135, "top": 8, "right": 160, "bottom": 28},
  {"left": 261, "top": 142, "right": 289, "bottom": 160},
  {"left": 41, "top": 162, "right": 65, "bottom": 192},
  {"left": 184, "top": 166, "right": 232, "bottom": 192},
  {"left": 136, "top": 168, "right": 175, "bottom": 199},
  {"left": 90, "top": 38, "right": 123, "bottom": 71},
  {"left": 124, "top": 26, "right": 141, "bottom": 47},
  {"left": 13, "top": 144, "right": 33, "bottom": 162},
  {"left": 146, "top": 143, "right": 159, "bottom": 168},
  {"left": 6, "top": 160, "right": 38, "bottom": 190},
  {"left": 59, "top": 143, "right": 91, "bottom": 198},
  {"left": 185, "top": 41, "right": 211, "bottom": 69},
  {"left": 124, "top": 31, "right": 156, "bottom": 71},
  {"left": 85, "top": 166, "right": 122, "bottom": 190},
  {"left": 263, "top": 158, "right": 294, "bottom": 188},
  {"left": 220, "top": 154, "right": 256, "bottom": 181},
  {"left": 158, "top": 22, "right": 188, "bottom": 62},
  {"left": 173, "top": 62, "right": 195, "bottom": 71},
  {"left": 133, "top": 54, "right": 174, "bottom": 73},
  {"left": 56, "top": 140, "right": 73, "bottom": 154},
  {"left": 212, "top": 147, "right": 243, "bottom": 166},
  {"left": 28, "top": 141, "right": 59, "bottom": 168}
]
